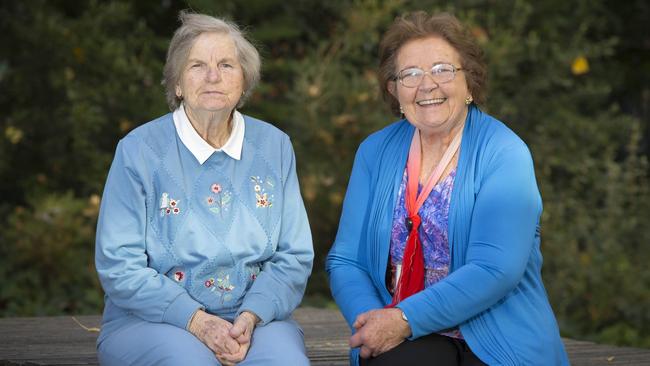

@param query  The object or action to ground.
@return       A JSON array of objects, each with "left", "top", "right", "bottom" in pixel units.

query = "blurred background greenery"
[{"left": 1, "top": 0, "right": 648, "bottom": 348}]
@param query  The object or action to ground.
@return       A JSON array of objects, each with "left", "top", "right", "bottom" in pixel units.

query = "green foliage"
[
  {"left": 1, "top": 0, "right": 648, "bottom": 348},
  {"left": 541, "top": 121, "right": 650, "bottom": 348},
  {"left": 282, "top": 0, "right": 407, "bottom": 295},
  {"left": 0, "top": 192, "right": 102, "bottom": 315},
  {"left": 0, "top": 0, "right": 168, "bottom": 202}
]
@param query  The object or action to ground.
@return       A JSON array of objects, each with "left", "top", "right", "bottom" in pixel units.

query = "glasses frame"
[{"left": 395, "top": 63, "right": 464, "bottom": 88}]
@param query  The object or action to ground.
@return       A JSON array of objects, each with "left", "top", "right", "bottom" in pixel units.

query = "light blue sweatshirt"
[
  {"left": 327, "top": 106, "right": 569, "bottom": 365},
  {"left": 95, "top": 112, "right": 313, "bottom": 338}
]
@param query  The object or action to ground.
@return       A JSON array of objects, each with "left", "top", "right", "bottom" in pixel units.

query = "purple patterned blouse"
[{"left": 388, "top": 167, "right": 462, "bottom": 339}]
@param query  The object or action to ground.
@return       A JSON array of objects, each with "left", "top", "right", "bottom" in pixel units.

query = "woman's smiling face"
[{"left": 390, "top": 36, "right": 471, "bottom": 135}]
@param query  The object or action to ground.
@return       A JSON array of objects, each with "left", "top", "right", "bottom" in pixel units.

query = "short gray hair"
[{"left": 162, "top": 11, "right": 261, "bottom": 111}]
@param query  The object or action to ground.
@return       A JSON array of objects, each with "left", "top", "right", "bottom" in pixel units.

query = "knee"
[
  {"left": 98, "top": 320, "right": 219, "bottom": 366},
  {"left": 97, "top": 345, "right": 128, "bottom": 366},
  {"left": 254, "top": 348, "right": 309, "bottom": 366},
  {"left": 152, "top": 336, "right": 219, "bottom": 366},
  {"left": 244, "top": 320, "right": 309, "bottom": 366},
  {"left": 160, "top": 352, "right": 220, "bottom": 366}
]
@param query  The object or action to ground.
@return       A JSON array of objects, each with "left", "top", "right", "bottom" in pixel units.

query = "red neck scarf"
[{"left": 387, "top": 127, "right": 463, "bottom": 307}]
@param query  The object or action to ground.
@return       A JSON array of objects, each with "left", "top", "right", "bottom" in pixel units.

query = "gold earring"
[{"left": 465, "top": 96, "right": 473, "bottom": 105}]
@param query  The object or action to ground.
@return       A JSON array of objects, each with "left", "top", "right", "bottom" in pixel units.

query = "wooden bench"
[{"left": 1, "top": 307, "right": 648, "bottom": 365}]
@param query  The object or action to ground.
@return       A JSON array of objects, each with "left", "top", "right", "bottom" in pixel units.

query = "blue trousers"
[{"left": 97, "top": 316, "right": 309, "bottom": 365}]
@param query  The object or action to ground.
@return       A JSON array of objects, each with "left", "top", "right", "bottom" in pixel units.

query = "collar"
[{"left": 173, "top": 104, "right": 245, "bottom": 164}]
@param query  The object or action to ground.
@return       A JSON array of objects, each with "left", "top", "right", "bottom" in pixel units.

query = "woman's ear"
[{"left": 387, "top": 80, "right": 397, "bottom": 98}]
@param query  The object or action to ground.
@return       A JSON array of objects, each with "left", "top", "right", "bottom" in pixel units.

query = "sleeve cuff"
[
  {"left": 395, "top": 304, "right": 419, "bottom": 340},
  {"left": 238, "top": 295, "right": 276, "bottom": 326},
  {"left": 162, "top": 292, "right": 204, "bottom": 329}
]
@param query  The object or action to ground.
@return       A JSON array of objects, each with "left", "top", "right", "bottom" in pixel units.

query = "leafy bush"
[{"left": 0, "top": 192, "right": 103, "bottom": 315}]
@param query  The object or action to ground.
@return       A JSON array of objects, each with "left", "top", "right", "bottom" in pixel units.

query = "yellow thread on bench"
[{"left": 71, "top": 316, "right": 101, "bottom": 333}]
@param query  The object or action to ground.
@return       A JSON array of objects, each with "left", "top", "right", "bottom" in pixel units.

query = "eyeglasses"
[{"left": 395, "top": 63, "right": 463, "bottom": 88}]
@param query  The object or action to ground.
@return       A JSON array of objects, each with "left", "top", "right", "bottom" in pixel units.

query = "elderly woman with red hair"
[{"left": 327, "top": 11, "right": 568, "bottom": 366}]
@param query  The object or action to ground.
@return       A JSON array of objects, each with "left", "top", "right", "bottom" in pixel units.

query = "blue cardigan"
[
  {"left": 95, "top": 113, "right": 313, "bottom": 343},
  {"left": 326, "top": 106, "right": 568, "bottom": 365}
]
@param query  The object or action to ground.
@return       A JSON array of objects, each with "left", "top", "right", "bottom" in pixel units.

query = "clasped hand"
[
  {"left": 349, "top": 308, "right": 412, "bottom": 359},
  {"left": 189, "top": 310, "right": 259, "bottom": 365}
]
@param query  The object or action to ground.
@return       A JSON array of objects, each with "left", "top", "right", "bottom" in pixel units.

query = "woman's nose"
[
  {"left": 206, "top": 66, "right": 221, "bottom": 82},
  {"left": 418, "top": 72, "right": 439, "bottom": 90}
]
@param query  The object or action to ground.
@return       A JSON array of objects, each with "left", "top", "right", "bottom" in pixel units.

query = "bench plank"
[{"left": 1, "top": 308, "right": 649, "bottom": 365}]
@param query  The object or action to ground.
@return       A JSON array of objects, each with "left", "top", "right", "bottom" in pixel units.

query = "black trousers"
[{"left": 359, "top": 333, "right": 486, "bottom": 366}]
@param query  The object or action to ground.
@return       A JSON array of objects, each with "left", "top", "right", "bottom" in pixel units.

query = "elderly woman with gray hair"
[{"left": 94, "top": 12, "right": 313, "bottom": 366}]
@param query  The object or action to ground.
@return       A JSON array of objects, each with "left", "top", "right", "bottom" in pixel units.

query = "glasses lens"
[
  {"left": 432, "top": 64, "right": 456, "bottom": 83},
  {"left": 399, "top": 68, "right": 424, "bottom": 88}
]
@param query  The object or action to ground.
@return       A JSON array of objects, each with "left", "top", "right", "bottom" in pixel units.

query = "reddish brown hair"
[{"left": 378, "top": 11, "right": 487, "bottom": 116}]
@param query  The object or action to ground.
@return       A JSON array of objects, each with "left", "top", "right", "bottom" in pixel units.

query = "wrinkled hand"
[
  {"left": 216, "top": 311, "right": 260, "bottom": 366},
  {"left": 188, "top": 310, "right": 240, "bottom": 358},
  {"left": 349, "top": 308, "right": 411, "bottom": 359}
]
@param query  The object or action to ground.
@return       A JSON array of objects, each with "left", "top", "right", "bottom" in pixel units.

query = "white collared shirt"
[{"left": 172, "top": 104, "right": 245, "bottom": 164}]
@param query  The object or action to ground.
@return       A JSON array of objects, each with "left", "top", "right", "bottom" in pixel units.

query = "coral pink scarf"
[{"left": 388, "top": 127, "right": 462, "bottom": 307}]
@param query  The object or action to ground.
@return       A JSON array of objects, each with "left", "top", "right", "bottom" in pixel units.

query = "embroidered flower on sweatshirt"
[
  {"left": 249, "top": 265, "right": 261, "bottom": 281},
  {"left": 204, "top": 271, "right": 235, "bottom": 303},
  {"left": 250, "top": 176, "right": 275, "bottom": 208},
  {"left": 217, "top": 275, "right": 235, "bottom": 292},
  {"left": 159, "top": 192, "right": 181, "bottom": 216},
  {"left": 206, "top": 182, "right": 232, "bottom": 215},
  {"left": 174, "top": 271, "right": 184, "bottom": 282}
]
